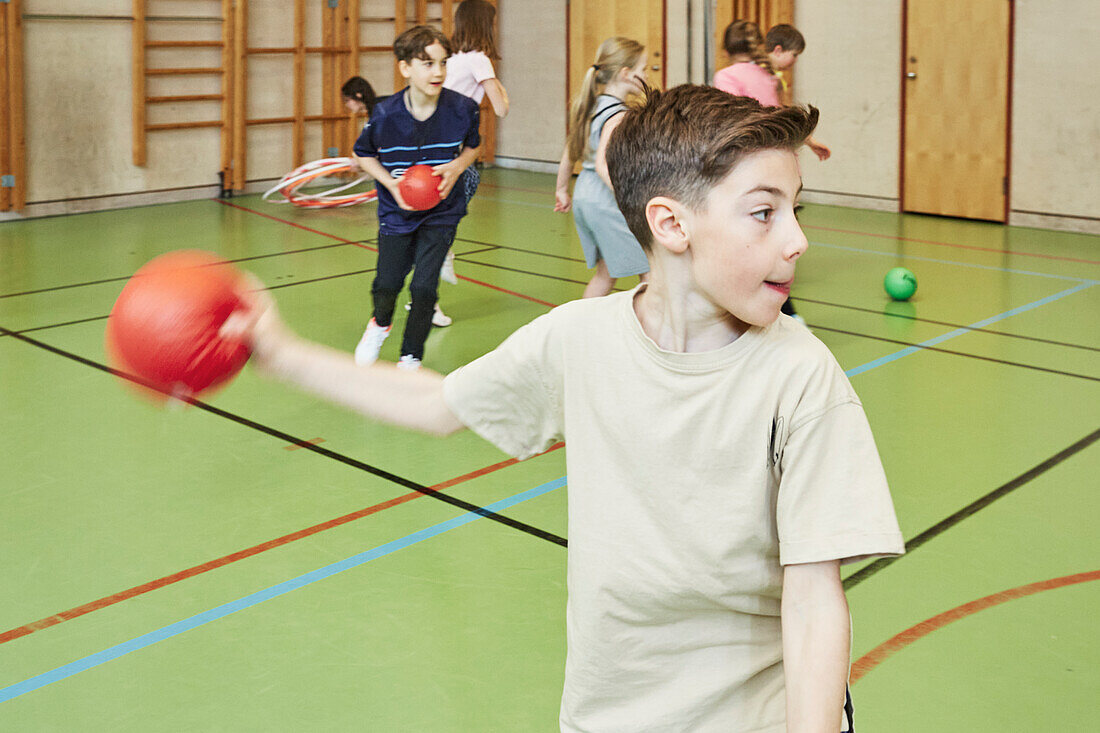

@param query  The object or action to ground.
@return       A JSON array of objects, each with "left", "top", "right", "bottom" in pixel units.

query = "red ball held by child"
[
  {"left": 105, "top": 249, "right": 252, "bottom": 402},
  {"left": 397, "top": 164, "right": 443, "bottom": 210}
]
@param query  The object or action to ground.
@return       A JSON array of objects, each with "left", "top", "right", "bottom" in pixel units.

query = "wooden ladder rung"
[
  {"left": 246, "top": 113, "right": 352, "bottom": 126},
  {"left": 146, "top": 67, "right": 224, "bottom": 76},
  {"left": 146, "top": 121, "right": 224, "bottom": 131},
  {"left": 246, "top": 46, "right": 352, "bottom": 55},
  {"left": 147, "top": 94, "right": 224, "bottom": 104},
  {"left": 145, "top": 41, "right": 223, "bottom": 48}
]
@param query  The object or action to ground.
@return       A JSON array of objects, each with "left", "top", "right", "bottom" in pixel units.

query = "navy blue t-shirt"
[{"left": 354, "top": 88, "right": 480, "bottom": 233}]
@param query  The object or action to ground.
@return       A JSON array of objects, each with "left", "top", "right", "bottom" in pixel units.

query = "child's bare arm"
[
  {"left": 481, "top": 78, "right": 510, "bottom": 118},
  {"left": 781, "top": 560, "right": 850, "bottom": 733},
  {"left": 554, "top": 147, "right": 573, "bottom": 212},
  {"left": 223, "top": 283, "right": 465, "bottom": 436}
]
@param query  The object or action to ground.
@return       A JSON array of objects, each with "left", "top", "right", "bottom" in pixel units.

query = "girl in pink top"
[
  {"left": 714, "top": 21, "right": 829, "bottom": 160},
  {"left": 713, "top": 21, "right": 781, "bottom": 106}
]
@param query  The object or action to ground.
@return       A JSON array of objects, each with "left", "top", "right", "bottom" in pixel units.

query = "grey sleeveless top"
[{"left": 581, "top": 94, "right": 627, "bottom": 172}]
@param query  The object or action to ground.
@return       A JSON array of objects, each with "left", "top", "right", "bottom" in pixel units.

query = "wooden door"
[
  {"left": 902, "top": 0, "right": 1011, "bottom": 222},
  {"left": 568, "top": 0, "right": 666, "bottom": 111}
]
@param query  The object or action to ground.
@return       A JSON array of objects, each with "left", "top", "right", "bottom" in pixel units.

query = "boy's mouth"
[{"left": 765, "top": 279, "right": 793, "bottom": 296}]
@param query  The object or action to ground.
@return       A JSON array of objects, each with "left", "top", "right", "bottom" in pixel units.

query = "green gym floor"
[{"left": 1, "top": 168, "right": 1097, "bottom": 731}]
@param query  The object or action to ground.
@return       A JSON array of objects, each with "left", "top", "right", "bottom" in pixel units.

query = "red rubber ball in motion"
[
  {"left": 397, "top": 164, "right": 443, "bottom": 210},
  {"left": 105, "top": 250, "right": 251, "bottom": 401}
]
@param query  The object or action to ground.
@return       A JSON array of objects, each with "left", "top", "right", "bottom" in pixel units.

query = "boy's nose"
[{"left": 786, "top": 223, "right": 809, "bottom": 261}]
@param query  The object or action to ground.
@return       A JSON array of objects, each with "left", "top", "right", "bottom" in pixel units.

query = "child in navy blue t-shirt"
[{"left": 352, "top": 26, "right": 481, "bottom": 370}]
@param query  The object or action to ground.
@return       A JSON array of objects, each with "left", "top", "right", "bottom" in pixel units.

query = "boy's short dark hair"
[
  {"left": 393, "top": 25, "right": 453, "bottom": 63},
  {"left": 606, "top": 85, "right": 818, "bottom": 249},
  {"left": 765, "top": 24, "right": 806, "bottom": 54}
]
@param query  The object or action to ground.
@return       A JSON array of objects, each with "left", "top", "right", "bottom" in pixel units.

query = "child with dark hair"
[
  {"left": 340, "top": 75, "right": 377, "bottom": 115},
  {"left": 225, "top": 83, "right": 902, "bottom": 732},
  {"left": 350, "top": 25, "right": 480, "bottom": 369}
]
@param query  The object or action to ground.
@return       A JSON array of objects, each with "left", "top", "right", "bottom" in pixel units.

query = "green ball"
[{"left": 884, "top": 267, "right": 918, "bottom": 301}]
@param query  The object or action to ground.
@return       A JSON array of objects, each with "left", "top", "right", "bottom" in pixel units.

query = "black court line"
[
  {"left": 0, "top": 240, "right": 376, "bottom": 300},
  {"left": 0, "top": 268, "right": 380, "bottom": 337},
  {"left": 795, "top": 296, "right": 1100, "bottom": 353},
  {"left": 454, "top": 257, "right": 591, "bottom": 287},
  {"left": 447, "top": 255, "right": 1100, "bottom": 382},
  {"left": 0, "top": 322, "right": 568, "bottom": 548},
  {"left": 809, "top": 324, "right": 1100, "bottom": 383},
  {"left": 453, "top": 244, "right": 501, "bottom": 257},
  {"left": 455, "top": 236, "right": 586, "bottom": 263},
  {"left": 460, "top": 236, "right": 1100, "bottom": 353},
  {"left": 844, "top": 427, "right": 1100, "bottom": 590}
]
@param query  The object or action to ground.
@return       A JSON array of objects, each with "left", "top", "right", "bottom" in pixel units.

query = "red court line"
[
  {"left": 478, "top": 180, "right": 554, "bottom": 197},
  {"left": 217, "top": 199, "right": 376, "bottom": 252},
  {"left": 0, "top": 442, "right": 564, "bottom": 646},
  {"left": 803, "top": 224, "right": 1100, "bottom": 265},
  {"left": 284, "top": 437, "right": 325, "bottom": 451},
  {"left": 471, "top": 181, "right": 1100, "bottom": 266},
  {"left": 456, "top": 272, "right": 558, "bottom": 308},
  {"left": 850, "top": 569, "right": 1100, "bottom": 683},
  {"left": 217, "top": 199, "right": 557, "bottom": 308}
]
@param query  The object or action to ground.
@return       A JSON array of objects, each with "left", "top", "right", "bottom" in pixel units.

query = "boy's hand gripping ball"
[
  {"left": 105, "top": 250, "right": 252, "bottom": 401},
  {"left": 884, "top": 267, "right": 918, "bottom": 301},
  {"left": 397, "top": 164, "right": 443, "bottom": 210}
]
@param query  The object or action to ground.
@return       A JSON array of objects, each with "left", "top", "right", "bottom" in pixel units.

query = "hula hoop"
[{"left": 262, "top": 157, "right": 378, "bottom": 209}]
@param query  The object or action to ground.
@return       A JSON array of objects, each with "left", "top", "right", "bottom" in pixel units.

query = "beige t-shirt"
[{"left": 443, "top": 289, "right": 904, "bottom": 733}]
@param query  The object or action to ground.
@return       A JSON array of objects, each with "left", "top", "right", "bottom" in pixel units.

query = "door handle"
[{"left": 906, "top": 72, "right": 917, "bottom": 79}]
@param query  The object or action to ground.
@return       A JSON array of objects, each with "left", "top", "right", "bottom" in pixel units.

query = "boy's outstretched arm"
[
  {"left": 223, "top": 283, "right": 465, "bottom": 436},
  {"left": 781, "top": 560, "right": 850, "bottom": 733}
]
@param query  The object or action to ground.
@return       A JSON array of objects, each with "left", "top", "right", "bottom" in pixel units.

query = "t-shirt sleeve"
[
  {"left": 352, "top": 114, "right": 378, "bottom": 158},
  {"left": 464, "top": 98, "right": 482, "bottom": 150},
  {"left": 775, "top": 372, "right": 905, "bottom": 566},
  {"left": 469, "top": 51, "right": 497, "bottom": 83},
  {"left": 442, "top": 313, "right": 562, "bottom": 459}
]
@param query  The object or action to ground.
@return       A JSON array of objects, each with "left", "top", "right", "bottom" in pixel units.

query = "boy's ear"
[
  {"left": 645, "top": 197, "right": 690, "bottom": 255},
  {"left": 397, "top": 59, "right": 412, "bottom": 79},
  {"left": 770, "top": 45, "right": 784, "bottom": 56}
]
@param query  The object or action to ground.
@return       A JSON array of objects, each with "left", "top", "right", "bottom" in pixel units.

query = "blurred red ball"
[
  {"left": 397, "top": 164, "right": 442, "bottom": 210},
  {"left": 105, "top": 250, "right": 251, "bottom": 401}
]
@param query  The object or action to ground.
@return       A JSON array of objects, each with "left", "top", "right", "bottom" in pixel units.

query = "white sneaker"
[
  {"left": 354, "top": 318, "right": 391, "bottom": 365},
  {"left": 404, "top": 302, "right": 453, "bottom": 327},
  {"left": 440, "top": 251, "right": 457, "bottom": 284},
  {"left": 397, "top": 355, "right": 421, "bottom": 371},
  {"left": 431, "top": 304, "right": 452, "bottom": 327}
]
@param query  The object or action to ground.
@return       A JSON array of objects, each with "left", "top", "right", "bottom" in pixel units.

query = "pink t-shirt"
[
  {"left": 443, "top": 50, "right": 496, "bottom": 104},
  {"left": 713, "top": 62, "right": 780, "bottom": 107}
]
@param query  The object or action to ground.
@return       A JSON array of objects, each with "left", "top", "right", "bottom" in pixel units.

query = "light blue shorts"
[{"left": 572, "top": 171, "right": 650, "bottom": 278}]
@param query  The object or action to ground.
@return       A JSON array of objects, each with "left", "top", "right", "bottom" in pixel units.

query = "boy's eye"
[
  {"left": 751, "top": 208, "right": 772, "bottom": 223},
  {"left": 793, "top": 204, "right": 805, "bottom": 220}
]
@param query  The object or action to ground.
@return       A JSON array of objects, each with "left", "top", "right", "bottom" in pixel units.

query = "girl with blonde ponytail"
[{"left": 554, "top": 37, "right": 650, "bottom": 298}]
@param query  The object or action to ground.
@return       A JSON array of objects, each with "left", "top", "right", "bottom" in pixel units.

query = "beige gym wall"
[
  {"left": 9, "top": 1, "right": 1098, "bottom": 233},
  {"left": 791, "top": 0, "right": 1099, "bottom": 232},
  {"left": 1010, "top": 0, "right": 1099, "bottom": 232}
]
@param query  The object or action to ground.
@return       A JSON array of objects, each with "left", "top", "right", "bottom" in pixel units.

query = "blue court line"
[
  {"left": 0, "top": 477, "right": 568, "bottom": 704},
  {"left": 2, "top": 264, "right": 1090, "bottom": 705},
  {"left": 844, "top": 281, "right": 1095, "bottom": 378},
  {"left": 809, "top": 241, "right": 1095, "bottom": 284}
]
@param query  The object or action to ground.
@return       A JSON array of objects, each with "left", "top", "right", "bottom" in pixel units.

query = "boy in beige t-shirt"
[{"left": 226, "top": 85, "right": 904, "bottom": 732}]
